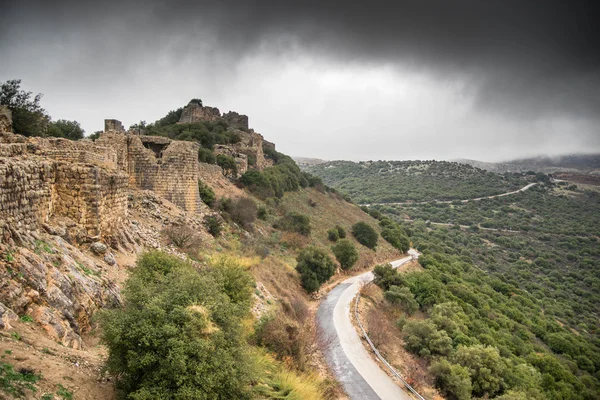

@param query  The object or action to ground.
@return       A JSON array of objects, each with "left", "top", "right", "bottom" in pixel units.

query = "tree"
[
  {"left": 0, "top": 79, "right": 49, "bottom": 136},
  {"left": 295, "top": 247, "right": 335, "bottom": 293},
  {"left": 99, "top": 251, "right": 254, "bottom": 399},
  {"left": 216, "top": 154, "right": 237, "bottom": 177},
  {"left": 351, "top": 222, "right": 378, "bottom": 249},
  {"left": 274, "top": 212, "right": 311, "bottom": 236},
  {"left": 430, "top": 359, "right": 472, "bottom": 400},
  {"left": 336, "top": 225, "right": 347, "bottom": 238},
  {"left": 403, "top": 320, "right": 453, "bottom": 358},
  {"left": 198, "top": 148, "right": 216, "bottom": 164},
  {"left": 381, "top": 227, "right": 410, "bottom": 252},
  {"left": 47, "top": 119, "right": 84, "bottom": 140},
  {"left": 384, "top": 286, "right": 418, "bottom": 315},
  {"left": 453, "top": 345, "right": 506, "bottom": 398},
  {"left": 332, "top": 239, "right": 359, "bottom": 270}
]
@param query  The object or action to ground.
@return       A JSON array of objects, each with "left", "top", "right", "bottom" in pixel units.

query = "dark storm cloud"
[
  {"left": 0, "top": 0, "right": 598, "bottom": 160},
  {"left": 2, "top": 0, "right": 599, "bottom": 119}
]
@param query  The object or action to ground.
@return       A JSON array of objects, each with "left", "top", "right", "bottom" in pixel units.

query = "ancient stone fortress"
[{"left": 0, "top": 102, "right": 272, "bottom": 242}]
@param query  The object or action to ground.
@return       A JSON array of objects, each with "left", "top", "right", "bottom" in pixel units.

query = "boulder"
[{"left": 90, "top": 241, "right": 108, "bottom": 255}]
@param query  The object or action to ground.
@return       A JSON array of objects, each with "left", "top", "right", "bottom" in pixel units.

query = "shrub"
[
  {"left": 327, "top": 228, "right": 339, "bottom": 242},
  {"left": 162, "top": 223, "right": 199, "bottom": 249},
  {"left": 430, "top": 359, "right": 472, "bottom": 400},
  {"left": 403, "top": 320, "right": 453, "bottom": 358},
  {"left": 204, "top": 215, "right": 222, "bottom": 237},
  {"left": 384, "top": 286, "right": 418, "bottom": 315},
  {"left": 99, "top": 252, "right": 254, "bottom": 399},
  {"left": 351, "top": 222, "right": 378, "bottom": 249},
  {"left": 274, "top": 212, "right": 311, "bottom": 236},
  {"left": 223, "top": 197, "right": 257, "bottom": 230},
  {"left": 198, "top": 148, "right": 216, "bottom": 164},
  {"left": 295, "top": 247, "right": 335, "bottom": 293},
  {"left": 198, "top": 180, "right": 216, "bottom": 207},
  {"left": 1, "top": 79, "right": 49, "bottom": 137},
  {"left": 332, "top": 239, "right": 359, "bottom": 270},
  {"left": 336, "top": 225, "right": 347, "bottom": 238},
  {"left": 257, "top": 205, "right": 268, "bottom": 220},
  {"left": 381, "top": 227, "right": 410, "bottom": 252},
  {"left": 216, "top": 154, "right": 237, "bottom": 177}
]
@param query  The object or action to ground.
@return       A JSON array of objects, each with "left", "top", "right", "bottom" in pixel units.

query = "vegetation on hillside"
[{"left": 306, "top": 160, "right": 532, "bottom": 203}]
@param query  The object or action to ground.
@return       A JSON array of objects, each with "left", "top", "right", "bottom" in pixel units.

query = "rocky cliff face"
[{"left": 0, "top": 105, "right": 11, "bottom": 133}]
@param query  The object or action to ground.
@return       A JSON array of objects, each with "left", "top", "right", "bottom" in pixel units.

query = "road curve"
[
  {"left": 362, "top": 182, "right": 537, "bottom": 206},
  {"left": 316, "top": 250, "right": 419, "bottom": 400}
]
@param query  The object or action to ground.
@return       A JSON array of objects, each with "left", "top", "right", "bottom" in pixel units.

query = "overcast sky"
[{"left": 1, "top": 0, "right": 599, "bottom": 162}]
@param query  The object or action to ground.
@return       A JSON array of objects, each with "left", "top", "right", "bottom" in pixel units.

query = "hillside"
[
  {"left": 457, "top": 153, "right": 600, "bottom": 174},
  {"left": 0, "top": 98, "right": 408, "bottom": 399},
  {"left": 333, "top": 162, "right": 600, "bottom": 399},
  {"left": 305, "top": 160, "right": 532, "bottom": 204}
]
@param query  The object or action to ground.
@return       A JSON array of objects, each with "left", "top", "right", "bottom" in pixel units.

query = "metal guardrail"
[{"left": 354, "top": 283, "right": 426, "bottom": 400}]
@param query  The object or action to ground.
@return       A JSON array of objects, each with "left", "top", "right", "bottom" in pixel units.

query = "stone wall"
[
  {"left": 104, "top": 119, "right": 125, "bottom": 132},
  {"left": 127, "top": 135, "right": 201, "bottom": 213},
  {"left": 178, "top": 103, "right": 222, "bottom": 124}
]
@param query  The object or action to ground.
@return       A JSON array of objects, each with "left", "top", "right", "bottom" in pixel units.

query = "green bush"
[
  {"left": 216, "top": 154, "right": 238, "bottom": 177},
  {"left": 327, "top": 228, "right": 339, "bottom": 242},
  {"left": 295, "top": 247, "right": 335, "bottom": 293},
  {"left": 198, "top": 180, "right": 216, "bottom": 207},
  {"left": 257, "top": 205, "right": 268, "bottom": 220},
  {"left": 274, "top": 212, "right": 311, "bottom": 236},
  {"left": 47, "top": 119, "right": 84, "bottom": 140},
  {"left": 381, "top": 227, "right": 410, "bottom": 252},
  {"left": 336, "top": 225, "right": 347, "bottom": 238},
  {"left": 204, "top": 215, "right": 222, "bottom": 237},
  {"left": 351, "top": 222, "right": 378, "bottom": 249},
  {"left": 332, "top": 239, "right": 359, "bottom": 270},
  {"left": 1, "top": 79, "right": 48, "bottom": 137},
  {"left": 384, "top": 285, "right": 418, "bottom": 315},
  {"left": 430, "top": 359, "right": 472, "bottom": 400},
  {"left": 198, "top": 148, "right": 216, "bottom": 164},
  {"left": 99, "top": 251, "right": 254, "bottom": 399}
]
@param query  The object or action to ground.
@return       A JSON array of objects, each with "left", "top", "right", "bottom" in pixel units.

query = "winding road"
[
  {"left": 362, "top": 182, "right": 537, "bottom": 206},
  {"left": 316, "top": 249, "right": 420, "bottom": 400}
]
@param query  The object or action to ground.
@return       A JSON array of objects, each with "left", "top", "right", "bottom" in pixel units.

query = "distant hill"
[
  {"left": 293, "top": 156, "right": 329, "bottom": 167},
  {"left": 305, "top": 160, "right": 531, "bottom": 204},
  {"left": 456, "top": 153, "right": 600, "bottom": 175}
]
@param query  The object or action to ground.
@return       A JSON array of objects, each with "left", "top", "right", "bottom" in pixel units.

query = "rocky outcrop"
[
  {"left": 0, "top": 105, "right": 12, "bottom": 133},
  {"left": 178, "top": 103, "right": 222, "bottom": 124},
  {"left": 0, "top": 231, "right": 121, "bottom": 349},
  {"left": 223, "top": 111, "right": 249, "bottom": 130}
]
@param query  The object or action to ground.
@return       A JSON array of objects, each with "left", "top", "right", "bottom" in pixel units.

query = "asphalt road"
[{"left": 316, "top": 250, "right": 419, "bottom": 400}]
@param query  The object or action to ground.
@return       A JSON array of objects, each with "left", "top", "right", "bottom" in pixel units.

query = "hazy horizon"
[{"left": 1, "top": 0, "right": 598, "bottom": 162}]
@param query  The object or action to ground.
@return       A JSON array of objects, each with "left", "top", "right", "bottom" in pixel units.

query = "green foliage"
[
  {"left": 402, "top": 320, "right": 453, "bottom": 358},
  {"left": 453, "top": 345, "right": 506, "bottom": 397},
  {"left": 295, "top": 247, "right": 335, "bottom": 293},
  {"left": 198, "top": 147, "right": 216, "bottom": 164},
  {"left": 0, "top": 362, "right": 41, "bottom": 397},
  {"left": 381, "top": 226, "right": 410, "bottom": 252},
  {"left": 336, "top": 225, "right": 347, "bottom": 238},
  {"left": 198, "top": 180, "right": 216, "bottom": 207},
  {"left": 384, "top": 286, "right": 418, "bottom": 315},
  {"left": 203, "top": 215, "right": 222, "bottom": 237},
  {"left": 239, "top": 150, "right": 308, "bottom": 199},
  {"left": 430, "top": 359, "right": 472, "bottom": 400},
  {"left": 331, "top": 239, "right": 359, "bottom": 270},
  {"left": 327, "top": 228, "right": 339, "bottom": 242},
  {"left": 46, "top": 119, "right": 84, "bottom": 140},
  {"left": 0, "top": 79, "right": 49, "bottom": 137},
  {"left": 99, "top": 251, "right": 254, "bottom": 399},
  {"left": 216, "top": 154, "right": 238, "bottom": 177},
  {"left": 273, "top": 212, "right": 311, "bottom": 236},
  {"left": 19, "top": 315, "right": 33, "bottom": 323},
  {"left": 306, "top": 160, "right": 530, "bottom": 204},
  {"left": 257, "top": 206, "right": 268, "bottom": 220},
  {"left": 351, "top": 222, "right": 378, "bottom": 249}
]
